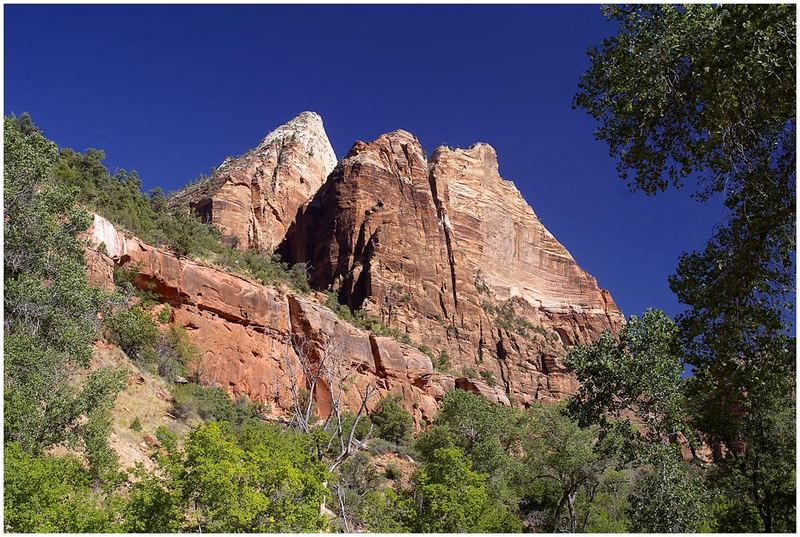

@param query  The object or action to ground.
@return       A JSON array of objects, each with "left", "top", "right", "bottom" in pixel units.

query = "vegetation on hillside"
[{"left": 53, "top": 141, "right": 311, "bottom": 292}]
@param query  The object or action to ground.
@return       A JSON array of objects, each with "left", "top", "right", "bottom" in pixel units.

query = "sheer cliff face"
[
  {"left": 169, "top": 111, "right": 337, "bottom": 252},
  {"left": 98, "top": 114, "right": 623, "bottom": 420},
  {"left": 283, "top": 130, "right": 623, "bottom": 406}
]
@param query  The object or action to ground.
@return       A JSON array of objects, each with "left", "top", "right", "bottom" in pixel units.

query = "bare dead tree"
[
  {"left": 330, "top": 383, "right": 378, "bottom": 472},
  {"left": 284, "top": 333, "right": 378, "bottom": 469},
  {"left": 284, "top": 334, "right": 321, "bottom": 433}
]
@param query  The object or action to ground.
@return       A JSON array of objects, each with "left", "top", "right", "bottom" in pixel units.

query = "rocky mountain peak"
[
  {"left": 169, "top": 112, "right": 336, "bottom": 252},
  {"left": 281, "top": 128, "right": 623, "bottom": 407},
  {"left": 161, "top": 116, "right": 623, "bottom": 411},
  {"left": 255, "top": 111, "right": 336, "bottom": 168}
]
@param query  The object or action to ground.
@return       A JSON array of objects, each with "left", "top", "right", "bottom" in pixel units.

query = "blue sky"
[{"left": 5, "top": 4, "right": 724, "bottom": 318}]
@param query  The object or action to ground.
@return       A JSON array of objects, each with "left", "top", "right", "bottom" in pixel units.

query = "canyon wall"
[
  {"left": 281, "top": 129, "right": 623, "bottom": 407},
  {"left": 88, "top": 112, "right": 623, "bottom": 422},
  {"left": 88, "top": 214, "right": 494, "bottom": 425}
]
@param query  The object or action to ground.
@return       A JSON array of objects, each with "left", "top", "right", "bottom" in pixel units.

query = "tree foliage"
[
  {"left": 523, "top": 403, "right": 624, "bottom": 532},
  {"left": 566, "top": 309, "right": 688, "bottom": 446},
  {"left": 3, "top": 443, "right": 116, "bottom": 532},
  {"left": 4, "top": 115, "right": 126, "bottom": 469},
  {"left": 576, "top": 5, "right": 796, "bottom": 532},
  {"left": 370, "top": 396, "right": 414, "bottom": 445},
  {"left": 52, "top": 143, "right": 312, "bottom": 291}
]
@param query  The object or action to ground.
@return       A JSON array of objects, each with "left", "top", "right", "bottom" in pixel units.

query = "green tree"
[
  {"left": 3, "top": 443, "right": 115, "bottom": 532},
  {"left": 575, "top": 6, "right": 795, "bottom": 531},
  {"left": 4, "top": 115, "right": 125, "bottom": 469},
  {"left": 370, "top": 396, "right": 413, "bottom": 445},
  {"left": 563, "top": 311, "right": 712, "bottom": 532},
  {"left": 118, "top": 464, "right": 183, "bottom": 532},
  {"left": 415, "top": 389, "right": 526, "bottom": 510},
  {"left": 627, "top": 456, "right": 709, "bottom": 533},
  {"left": 154, "top": 421, "right": 329, "bottom": 532},
  {"left": 523, "top": 403, "right": 623, "bottom": 532},
  {"left": 359, "top": 487, "right": 416, "bottom": 532},
  {"left": 411, "top": 447, "right": 521, "bottom": 532},
  {"left": 104, "top": 306, "right": 159, "bottom": 362},
  {"left": 565, "top": 309, "right": 689, "bottom": 446}
]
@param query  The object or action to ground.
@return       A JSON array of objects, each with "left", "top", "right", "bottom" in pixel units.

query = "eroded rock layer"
[
  {"left": 88, "top": 214, "right": 490, "bottom": 425},
  {"left": 282, "top": 131, "right": 624, "bottom": 407},
  {"left": 169, "top": 112, "right": 336, "bottom": 252}
]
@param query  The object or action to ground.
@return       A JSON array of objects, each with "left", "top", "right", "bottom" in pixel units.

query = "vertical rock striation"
[{"left": 282, "top": 131, "right": 624, "bottom": 406}]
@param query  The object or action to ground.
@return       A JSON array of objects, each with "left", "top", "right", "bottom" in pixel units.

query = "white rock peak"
[{"left": 258, "top": 111, "right": 337, "bottom": 177}]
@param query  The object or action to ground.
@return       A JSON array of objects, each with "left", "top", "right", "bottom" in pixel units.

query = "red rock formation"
[
  {"left": 282, "top": 131, "right": 623, "bottom": 406},
  {"left": 87, "top": 115, "right": 623, "bottom": 420},
  {"left": 88, "top": 214, "right": 443, "bottom": 424},
  {"left": 169, "top": 112, "right": 336, "bottom": 252}
]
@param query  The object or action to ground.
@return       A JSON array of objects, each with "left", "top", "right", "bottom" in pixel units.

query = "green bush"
[
  {"left": 339, "top": 411, "right": 372, "bottom": 445},
  {"left": 157, "top": 304, "right": 172, "bottom": 324},
  {"left": 385, "top": 462, "right": 401, "bottom": 480},
  {"left": 174, "top": 421, "right": 329, "bottom": 532},
  {"left": 105, "top": 306, "right": 159, "bottom": 360},
  {"left": 361, "top": 447, "right": 521, "bottom": 533},
  {"left": 171, "top": 384, "right": 265, "bottom": 427},
  {"left": 154, "top": 325, "right": 199, "bottom": 382},
  {"left": 130, "top": 417, "right": 142, "bottom": 432},
  {"left": 479, "top": 370, "right": 496, "bottom": 386},
  {"left": 3, "top": 443, "right": 116, "bottom": 532},
  {"left": 371, "top": 397, "right": 413, "bottom": 445},
  {"left": 367, "top": 438, "right": 396, "bottom": 456},
  {"left": 4, "top": 115, "right": 125, "bottom": 463},
  {"left": 435, "top": 350, "right": 451, "bottom": 371}
]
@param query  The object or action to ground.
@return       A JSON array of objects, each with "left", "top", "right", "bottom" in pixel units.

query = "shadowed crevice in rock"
[{"left": 427, "top": 165, "right": 459, "bottom": 313}]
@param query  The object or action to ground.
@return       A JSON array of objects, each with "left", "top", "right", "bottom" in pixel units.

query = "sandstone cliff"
[
  {"left": 169, "top": 111, "right": 336, "bottom": 252},
  {"left": 87, "top": 214, "right": 458, "bottom": 425},
  {"left": 281, "top": 130, "right": 623, "bottom": 406},
  {"left": 88, "top": 113, "right": 622, "bottom": 422}
]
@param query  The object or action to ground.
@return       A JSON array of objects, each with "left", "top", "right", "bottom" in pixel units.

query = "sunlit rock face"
[
  {"left": 169, "top": 111, "right": 337, "bottom": 252},
  {"left": 282, "top": 130, "right": 623, "bottom": 407},
  {"left": 89, "top": 112, "right": 623, "bottom": 418},
  {"left": 86, "top": 214, "right": 445, "bottom": 426}
]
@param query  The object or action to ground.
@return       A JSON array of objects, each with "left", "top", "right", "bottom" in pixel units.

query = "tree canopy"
[{"left": 575, "top": 4, "right": 796, "bottom": 532}]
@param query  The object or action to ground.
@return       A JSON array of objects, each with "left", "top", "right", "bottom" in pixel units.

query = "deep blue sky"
[{"left": 5, "top": 4, "right": 724, "bottom": 319}]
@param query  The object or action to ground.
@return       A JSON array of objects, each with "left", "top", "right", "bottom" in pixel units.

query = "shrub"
[
  {"left": 130, "top": 417, "right": 142, "bottom": 432},
  {"left": 340, "top": 412, "right": 372, "bottom": 444},
  {"left": 157, "top": 304, "right": 172, "bottom": 324},
  {"left": 4, "top": 115, "right": 125, "bottom": 459},
  {"left": 105, "top": 306, "right": 159, "bottom": 360},
  {"left": 3, "top": 443, "right": 116, "bottom": 532},
  {"left": 435, "top": 350, "right": 451, "bottom": 372},
  {"left": 480, "top": 370, "right": 497, "bottom": 386},
  {"left": 385, "top": 462, "right": 401, "bottom": 480},
  {"left": 367, "top": 438, "right": 394, "bottom": 456},
  {"left": 171, "top": 384, "right": 265, "bottom": 427},
  {"left": 371, "top": 397, "right": 413, "bottom": 445},
  {"left": 411, "top": 447, "right": 522, "bottom": 532},
  {"left": 156, "top": 325, "right": 199, "bottom": 381}
]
